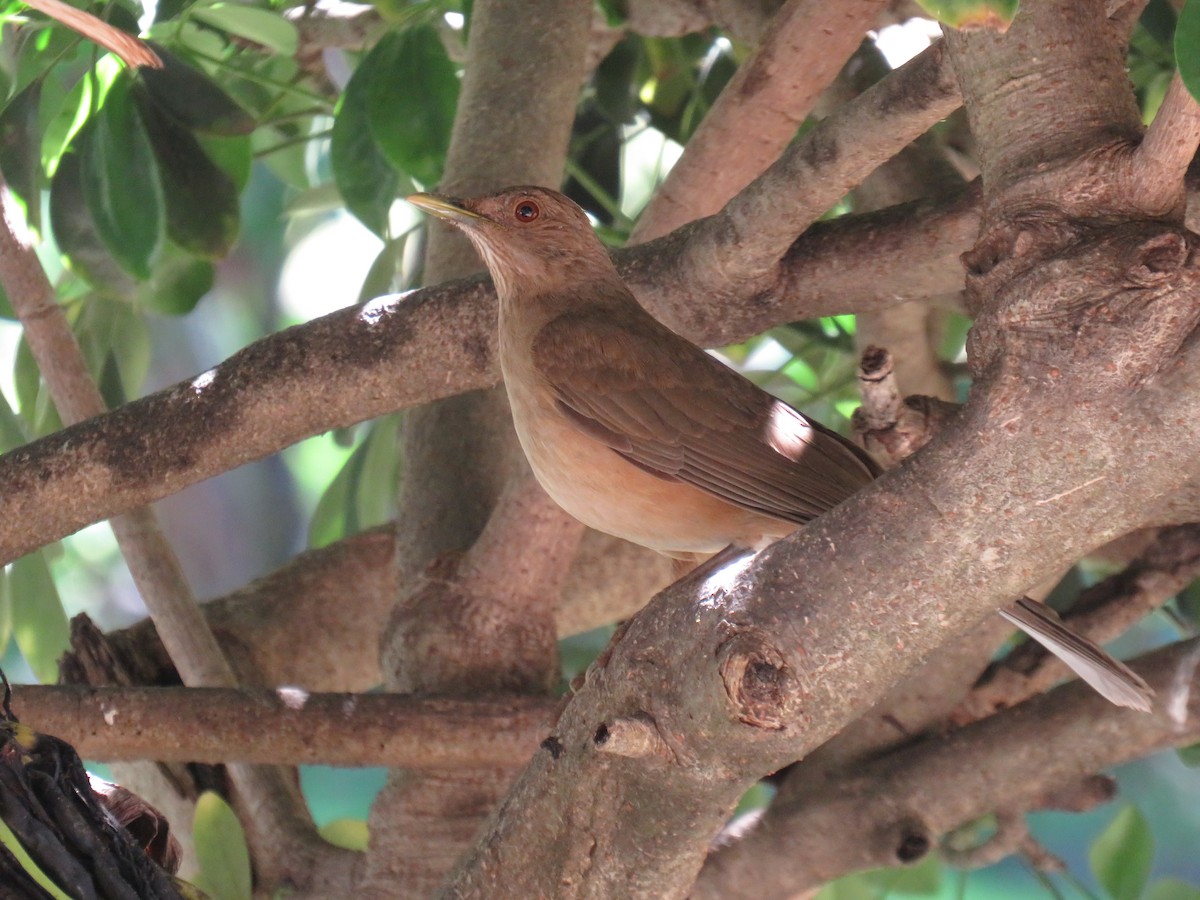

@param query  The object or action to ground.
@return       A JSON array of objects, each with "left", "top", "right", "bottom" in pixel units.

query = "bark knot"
[
  {"left": 964, "top": 220, "right": 1200, "bottom": 389},
  {"left": 717, "top": 633, "right": 792, "bottom": 730},
  {"left": 592, "top": 714, "right": 673, "bottom": 761}
]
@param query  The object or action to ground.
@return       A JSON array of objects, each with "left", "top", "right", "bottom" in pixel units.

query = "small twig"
[
  {"left": 941, "top": 809, "right": 1027, "bottom": 869},
  {"left": 1132, "top": 72, "right": 1200, "bottom": 217},
  {"left": 0, "top": 174, "right": 332, "bottom": 887},
  {"left": 855, "top": 345, "right": 903, "bottom": 431},
  {"left": 21, "top": 0, "right": 161, "bottom": 69},
  {"left": 593, "top": 715, "right": 673, "bottom": 760},
  {"left": 852, "top": 345, "right": 960, "bottom": 468},
  {"left": 1019, "top": 836, "right": 1066, "bottom": 874},
  {"left": 9, "top": 685, "right": 556, "bottom": 767}
]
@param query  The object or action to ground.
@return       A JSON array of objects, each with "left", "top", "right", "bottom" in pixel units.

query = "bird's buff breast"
[{"left": 503, "top": 373, "right": 785, "bottom": 556}]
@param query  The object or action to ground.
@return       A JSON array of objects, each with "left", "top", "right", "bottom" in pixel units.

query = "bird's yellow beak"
[{"left": 406, "top": 193, "right": 485, "bottom": 224}]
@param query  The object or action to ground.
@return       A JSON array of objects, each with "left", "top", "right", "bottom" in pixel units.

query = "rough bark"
[
  {"left": 362, "top": 1, "right": 594, "bottom": 895},
  {"left": 440, "top": 1, "right": 1200, "bottom": 894}
]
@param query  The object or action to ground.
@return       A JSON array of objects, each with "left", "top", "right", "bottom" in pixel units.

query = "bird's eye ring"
[{"left": 514, "top": 200, "right": 540, "bottom": 222}]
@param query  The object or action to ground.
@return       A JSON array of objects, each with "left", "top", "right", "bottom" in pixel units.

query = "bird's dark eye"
[{"left": 514, "top": 200, "right": 540, "bottom": 222}]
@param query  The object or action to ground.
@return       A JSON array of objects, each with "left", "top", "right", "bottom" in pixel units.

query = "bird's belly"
[{"left": 510, "top": 395, "right": 789, "bottom": 556}]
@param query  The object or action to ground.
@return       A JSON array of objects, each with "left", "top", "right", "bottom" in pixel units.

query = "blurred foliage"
[
  {"left": 1090, "top": 805, "right": 1154, "bottom": 900},
  {"left": 1176, "top": 0, "right": 1200, "bottom": 103},
  {"left": 816, "top": 854, "right": 944, "bottom": 899},
  {"left": 192, "top": 791, "right": 251, "bottom": 900},
  {"left": 0, "top": 0, "right": 1196, "bottom": 894},
  {"left": 915, "top": 0, "right": 1019, "bottom": 30}
]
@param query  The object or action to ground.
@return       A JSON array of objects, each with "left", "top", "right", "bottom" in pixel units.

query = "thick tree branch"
[
  {"left": 440, "top": 392, "right": 1200, "bottom": 897},
  {"left": 727, "top": 41, "right": 959, "bottom": 249},
  {"left": 631, "top": 0, "right": 893, "bottom": 240},
  {"left": 442, "top": 45, "right": 1200, "bottom": 880},
  {"left": 364, "top": 0, "right": 594, "bottom": 894},
  {"left": 692, "top": 639, "right": 1200, "bottom": 899},
  {"left": 667, "top": 38, "right": 962, "bottom": 335},
  {"left": 946, "top": 0, "right": 1145, "bottom": 219}
]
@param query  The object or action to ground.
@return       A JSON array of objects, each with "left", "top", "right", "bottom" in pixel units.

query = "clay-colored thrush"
[{"left": 407, "top": 186, "right": 1152, "bottom": 712}]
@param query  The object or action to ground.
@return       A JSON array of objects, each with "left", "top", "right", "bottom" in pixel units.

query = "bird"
[{"left": 407, "top": 185, "right": 1154, "bottom": 712}]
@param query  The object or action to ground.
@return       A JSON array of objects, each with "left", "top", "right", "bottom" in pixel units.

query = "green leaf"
[
  {"left": 1090, "top": 805, "right": 1154, "bottom": 900},
  {"left": 13, "top": 328, "right": 65, "bottom": 437},
  {"left": 159, "top": 19, "right": 230, "bottom": 61},
  {"left": 783, "top": 357, "right": 818, "bottom": 392},
  {"left": 0, "top": 816, "right": 74, "bottom": 900},
  {"left": 815, "top": 854, "right": 943, "bottom": 899},
  {"left": 318, "top": 818, "right": 369, "bottom": 852},
  {"left": 137, "top": 95, "right": 240, "bottom": 258},
  {"left": 365, "top": 25, "right": 458, "bottom": 187},
  {"left": 41, "top": 58, "right": 113, "bottom": 175},
  {"left": 110, "top": 304, "right": 152, "bottom": 396},
  {"left": 49, "top": 145, "right": 138, "bottom": 295},
  {"left": 815, "top": 872, "right": 880, "bottom": 900},
  {"left": 155, "top": 0, "right": 198, "bottom": 26},
  {"left": 915, "top": 0, "right": 1019, "bottom": 29},
  {"left": 193, "top": 792, "right": 252, "bottom": 900},
  {"left": 80, "top": 73, "right": 164, "bottom": 279},
  {"left": 9, "top": 550, "right": 70, "bottom": 684},
  {"left": 307, "top": 420, "right": 399, "bottom": 549},
  {"left": 1178, "top": 0, "right": 1200, "bottom": 102},
  {"left": 732, "top": 781, "right": 772, "bottom": 817},
  {"left": 879, "top": 853, "right": 943, "bottom": 896},
  {"left": 0, "top": 80, "right": 44, "bottom": 231},
  {"left": 284, "top": 182, "right": 345, "bottom": 218},
  {"left": 331, "top": 41, "right": 401, "bottom": 236},
  {"left": 191, "top": 4, "right": 299, "bottom": 56},
  {"left": 136, "top": 44, "right": 255, "bottom": 136},
  {"left": 255, "top": 126, "right": 310, "bottom": 189},
  {"left": 136, "top": 243, "right": 215, "bottom": 315},
  {"left": 357, "top": 236, "right": 404, "bottom": 302},
  {"left": 354, "top": 416, "right": 401, "bottom": 529},
  {"left": 308, "top": 443, "right": 361, "bottom": 549},
  {"left": 1177, "top": 741, "right": 1200, "bottom": 767},
  {"left": 14, "top": 334, "right": 43, "bottom": 425},
  {"left": 1148, "top": 879, "right": 1200, "bottom": 900},
  {"left": 0, "top": 388, "right": 29, "bottom": 452},
  {"left": 76, "top": 297, "right": 151, "bottom": 401},
  {"left": 1141, "top": 68, "right": 1173, "bottom": 124},
  {"left": 196, "top": 133, "right": 253, "bottom": 191},
  {"left": 1141, "top": 0, "right": 1178, "bottom": 49}
]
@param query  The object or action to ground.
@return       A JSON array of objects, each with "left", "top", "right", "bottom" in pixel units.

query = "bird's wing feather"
[
  {"left": 532, "top": 307, "right": 879, "bottom": 525},
  {"left": 1000, "top": 597, "right": 1153, "bottom": 711}
]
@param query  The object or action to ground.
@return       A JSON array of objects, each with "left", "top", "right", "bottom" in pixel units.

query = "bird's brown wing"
[{"left": 531, "top": 307, "right": 879, "bottom": 525}]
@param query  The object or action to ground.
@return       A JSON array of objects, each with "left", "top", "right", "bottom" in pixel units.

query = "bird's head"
[{"left": 407, "top": 187, "right": 616, "bottom": 298}]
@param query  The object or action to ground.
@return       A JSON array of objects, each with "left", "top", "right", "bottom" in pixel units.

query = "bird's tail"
[{"left": 999, "top": 596, "right": 1153, "bottom": 712}]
